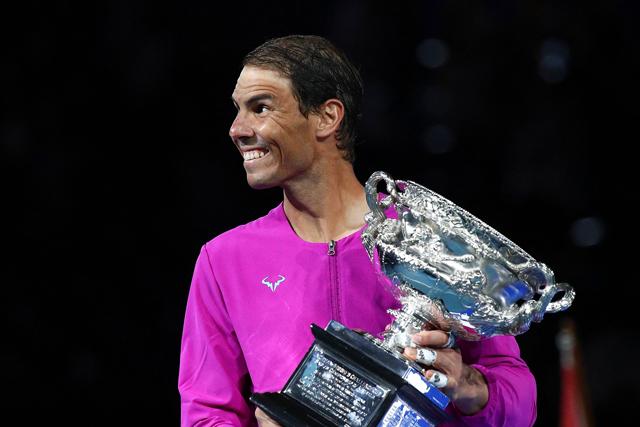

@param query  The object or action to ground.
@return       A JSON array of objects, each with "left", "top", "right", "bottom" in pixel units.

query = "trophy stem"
[{"left": 381, "top": 284, "right": 435, "bottom": 353}]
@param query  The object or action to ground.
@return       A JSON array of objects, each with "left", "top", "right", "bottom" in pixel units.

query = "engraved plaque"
[{"left": 284, "top": 345, "right": 390, "bottom": 426}]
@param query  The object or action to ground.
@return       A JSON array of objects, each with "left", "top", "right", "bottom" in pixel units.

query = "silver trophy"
[{"left": 362, "top": 171, "right": 575, "bottom": 346}]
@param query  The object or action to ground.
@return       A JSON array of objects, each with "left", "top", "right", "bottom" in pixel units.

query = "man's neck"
[{"left": 282, "top": 160, "right": 369, "bottom": 243}]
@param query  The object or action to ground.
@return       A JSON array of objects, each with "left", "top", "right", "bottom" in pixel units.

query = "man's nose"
[{"left": 229, "top": 113, "right": 254, "bottom": 140}]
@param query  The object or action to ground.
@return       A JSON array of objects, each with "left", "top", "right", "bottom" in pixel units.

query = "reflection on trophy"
[{"left": 251, "top": 171, "right": 575, "bottom": 427}]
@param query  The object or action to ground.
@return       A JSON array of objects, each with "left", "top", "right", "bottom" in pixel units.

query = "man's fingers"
[
  {"left": 412, "top": 330, "right": 451, "bottom": 348},
  {"left": 403, "top": 347, "right": 437, "bottom": 366},
  {"left": 405, "top": 343, "right": 461, "bottom": 377},
  {"left": 424, "top": 370, "right": 448, "bottom": 388},
  {"left": 416, "top": 348, "right": 437, "bottom": 365}
]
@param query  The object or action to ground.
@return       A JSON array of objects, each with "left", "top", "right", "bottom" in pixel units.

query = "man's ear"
[{"left": 315, "top": 99, "right": 345, "bottom": 140}]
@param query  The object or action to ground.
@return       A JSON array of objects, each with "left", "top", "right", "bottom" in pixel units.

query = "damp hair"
[{"left": 242, "top": 35, "right": 363, "bottom": 163}]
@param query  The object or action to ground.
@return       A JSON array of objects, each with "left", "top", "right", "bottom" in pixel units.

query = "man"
[{"left": 178, "top": 35, "right": 537, "bottom": 426}]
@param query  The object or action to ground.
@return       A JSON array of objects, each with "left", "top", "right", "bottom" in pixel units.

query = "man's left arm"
[
  {"left": 451, "top": 335, "right": 536, "bottom": 427},
  {"left": 405, "top": 332, "right": 536, "bottom": 427}
]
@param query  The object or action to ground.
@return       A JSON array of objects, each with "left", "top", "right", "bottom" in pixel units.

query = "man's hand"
[
  {"left": 402, "top": 329, "right": 489, "bottom": 415},
  {"left": 255, "top": 408, "right": 282, "bottom": 427}
]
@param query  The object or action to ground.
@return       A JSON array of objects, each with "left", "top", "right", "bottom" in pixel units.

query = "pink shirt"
[{"left": 179, "top": 202, "right": 536, "bottom": 426}]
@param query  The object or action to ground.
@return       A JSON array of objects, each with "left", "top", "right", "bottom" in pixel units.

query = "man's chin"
[{"left": 246, "top": 177, "right": 278, "bottom": 190}]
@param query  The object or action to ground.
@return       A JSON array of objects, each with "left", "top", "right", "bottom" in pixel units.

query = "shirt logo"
[{"left": 262, "top": 275, "right": 286, "bottom": 292}]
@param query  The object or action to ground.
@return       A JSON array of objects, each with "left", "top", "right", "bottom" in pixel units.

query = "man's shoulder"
[{"left": 204, "top": 201, "right": 285, "bottom": 255}]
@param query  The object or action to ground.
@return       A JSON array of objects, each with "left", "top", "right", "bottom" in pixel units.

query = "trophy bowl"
[{"left": 362, "top": 171, "right": 575, "bottom": 343}]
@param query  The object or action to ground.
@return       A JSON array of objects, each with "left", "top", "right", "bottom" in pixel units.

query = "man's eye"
[{"left": 255, "top": 104, "right": 269, "bottom": 114}]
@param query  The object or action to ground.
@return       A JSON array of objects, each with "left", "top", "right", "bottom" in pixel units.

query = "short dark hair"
[{"left": 243, "top": 35, "right": 363, "bottom": 163}]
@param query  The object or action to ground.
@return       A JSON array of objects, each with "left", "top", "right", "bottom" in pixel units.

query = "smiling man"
[{"left": 178, "top": 35, "right": 537, "bottom": 427}]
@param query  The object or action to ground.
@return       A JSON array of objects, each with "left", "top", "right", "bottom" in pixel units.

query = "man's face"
[{"left": 230, "top": 66, "right": 318, "bottom": 189}]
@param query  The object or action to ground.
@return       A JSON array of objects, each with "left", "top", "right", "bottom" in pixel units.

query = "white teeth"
[{"left": 242, "top": 149, "right": 268, "bottom": 161}]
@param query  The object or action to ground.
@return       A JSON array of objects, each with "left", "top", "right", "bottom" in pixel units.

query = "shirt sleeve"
[
  {"left": 443, "top": 336, "right": 537, "bottom": 427},
  {"left": 178, "top": 245, "right": 257, "bottom": 427}
]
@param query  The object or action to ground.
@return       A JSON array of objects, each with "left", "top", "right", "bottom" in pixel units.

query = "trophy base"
[{"left": 250, "top": 321, "right": 450, "bottom": 427}]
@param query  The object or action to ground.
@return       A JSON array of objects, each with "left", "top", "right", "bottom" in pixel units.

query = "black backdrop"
[{"left": 3, "top": 1, "right": 636, "bottom": 425}]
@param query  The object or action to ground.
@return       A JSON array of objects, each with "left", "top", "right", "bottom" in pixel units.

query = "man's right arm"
[{"left": 179, "top": 245, "right": 256, "bottom": 427}]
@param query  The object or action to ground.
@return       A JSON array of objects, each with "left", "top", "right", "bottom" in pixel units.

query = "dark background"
[{"left": 2, "top": 0, "right": 636, "bottom": 425}]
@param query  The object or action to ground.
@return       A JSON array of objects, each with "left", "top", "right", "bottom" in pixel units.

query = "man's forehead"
[{"left": 232, "top": 66, "right": 292, "bottom": 100}]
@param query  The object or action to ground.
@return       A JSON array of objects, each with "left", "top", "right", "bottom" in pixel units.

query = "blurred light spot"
[
  {"left": 423, "top": 125, "right": 455, "bottom": 154},
  {"left": 538, "top": 38, "right": 570, "bottom": 83},
  {"left": 417, "top": 38, "right": 450, "bottom": 69},
  {"left": 570, "top": 217, "right": 604, "bottom": 247},
  {"left": 420, "top": 85, "right": 452, "bottom": 117}
]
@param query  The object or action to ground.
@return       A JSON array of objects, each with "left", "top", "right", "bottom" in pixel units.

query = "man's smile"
[{"left": 242, "top": 147, "right": 271, "bottom": 163}]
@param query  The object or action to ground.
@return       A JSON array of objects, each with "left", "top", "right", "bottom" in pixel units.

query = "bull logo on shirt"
[{"left": 262, "top": 275, "right": 286, "bottom": 292}]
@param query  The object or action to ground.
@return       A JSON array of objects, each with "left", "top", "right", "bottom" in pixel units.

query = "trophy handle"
[
  {"left": 365, "top": 171, "right": 401, "bottom": 222},
  {"left": 543, "top": 282, "right": 575, "bottom": 313},
  {"left": 518, "top": 281, "right": 575, "bottom": 326}
]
